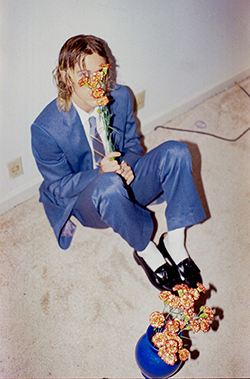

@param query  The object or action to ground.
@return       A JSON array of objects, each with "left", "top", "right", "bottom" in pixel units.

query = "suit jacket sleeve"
[
  {"left": 110, "top": 86, "right": 143, "bottom": 168},
  {"left": 31, "top": 123, "right": 99, "bottom": 199}
]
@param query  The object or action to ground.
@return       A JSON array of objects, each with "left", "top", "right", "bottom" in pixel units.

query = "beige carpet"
[{"left": 1, "top": 78, "right": 250, "bottom": 378}]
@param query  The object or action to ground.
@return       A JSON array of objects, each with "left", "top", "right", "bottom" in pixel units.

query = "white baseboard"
[
  {"left": 141, "top": 68, "right": 250, "bottom": 135},
  {"left": 0, "top": 177, "right": 42, "bottom": 215},
  {"left": 1, "top": 67, "right": 249, "bottom": 216}
]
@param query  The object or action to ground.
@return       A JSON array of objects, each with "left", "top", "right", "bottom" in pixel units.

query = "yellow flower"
[{"left": 149, "top": 311, "right": 165, "bottom": 328}]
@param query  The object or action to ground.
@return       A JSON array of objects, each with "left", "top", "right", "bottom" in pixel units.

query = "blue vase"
[{"left": 135, "top": 325, "right": 182, "bottom": 379}]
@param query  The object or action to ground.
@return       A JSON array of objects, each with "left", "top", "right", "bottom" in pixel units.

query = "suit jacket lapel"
[{"left": 56, "top": 104, "right": 93, "bottom": 171}]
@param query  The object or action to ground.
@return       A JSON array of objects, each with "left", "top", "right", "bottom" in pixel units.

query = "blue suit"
[{"left": 31, "top": 85, "right": 206, "bottom": 250}]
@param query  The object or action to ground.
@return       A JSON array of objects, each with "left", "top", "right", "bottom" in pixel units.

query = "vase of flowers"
[
  {"left": 135, "top": 283, "right": 214, "bottom": 379},
  {"left": 135, "top": 324, "right": 182, "bottom": 379}
]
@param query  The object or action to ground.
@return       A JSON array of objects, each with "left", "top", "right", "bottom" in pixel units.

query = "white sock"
[
  {"left": 138, "top": 241, "right": 166, "bottom": 271},
  {"left": 164, "top": 227, "right": 189, "bottom": 265}
]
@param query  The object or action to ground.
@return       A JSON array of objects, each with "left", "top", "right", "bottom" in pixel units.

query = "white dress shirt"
[{"left": 73, "top": 102, "right": 109, "bottom": 168}]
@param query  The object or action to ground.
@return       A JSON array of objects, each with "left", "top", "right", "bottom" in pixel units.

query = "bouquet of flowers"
[
  {"left": 78, "top": 63, "right": 115, "bottom": 153},
  {"left": 149, "top": 283, "right": 214, "bottom": 366}
]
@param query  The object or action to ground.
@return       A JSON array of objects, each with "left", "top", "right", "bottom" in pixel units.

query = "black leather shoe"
[
  {"left": 158, "top": 234, "right": 203, "bottom": 288},
  {"left": 133, "top": 250, "right": 181, "bottom": 291}
]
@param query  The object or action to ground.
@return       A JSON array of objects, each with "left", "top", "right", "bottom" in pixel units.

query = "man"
[{"left": 31, "top": 34, "right": 207, "bottom": 291}]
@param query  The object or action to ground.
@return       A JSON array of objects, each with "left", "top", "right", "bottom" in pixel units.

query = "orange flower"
[
  {"left": 165, "top": 319, "right": 180, "bottom": 334},
  {"left": 179, "top": 348, "right": 189, "bottom": 361},
  {"left": 163, "top": 330, "right": 175, "bottom": 339},
  {"left": 151, "top": 332, "right": 167, "bottom": 348},
  {"left": 167, "top": 294, "right": 181, "bottom": 309},
  {"left": 182, "top": 307, "right": 196, "bottom": 319},
  {"left": 179, "top": 319, "right": 186, "bottom": 330},
  {"left": 99, "top": 63, "right": 112, "bottom": 68},
  {"left": 149, "top": 311, "right": 165, "bottom": 328},
  {"left": 189, "top": 288, "right": 200, "bottom": 301},
  {"left": 200, "top": 318, "right": 210, "bottom": 333},
  {"left": 203, "top": 306, "right": 214, "bottom": 321},
  {"left": 197, "top": 283, "right": 206, "bottom": 293},
  {"left": 158, "top": 346, "right": 165, "bottom": 357},
  {"left": 172, "top": 284, "right": 189, "bottom": 292},
  {"left": 78, "top": 76, "right": 89, "bottom": 87},
  {"left": 88, "top": 70, "right": 105, "bottom": 88},
  {"left": 163, "top": 331, "right": 183, "bottom": 349},
  {"left": 170, "top": 333, "right": 183, "bottom": 349},
  {"left": 97, "top": 96, "right": 109, "bottom": 106},
  {"left": 92, "top": 88, "right": 105, "bottom": 99},
  {"left": 92, "top": 70, "right": 104, "bottom": 81},
  {"left": 180, "top": 293, "right": 195, "bottom": 309},
  {"left": 190, "top": 319, "right": 201, "bottom": 333},
  {"left": 160, "top": 352, "right": 178, "bottom": 366},
  {"left": 158, "top": 291, "right": 172, "bottom": 302},
  {"left": 165, "top": 339, "right": 179, "bottom": 354},
  {"left": 88, "top": 79, "right": 99, "bottom": 89}
]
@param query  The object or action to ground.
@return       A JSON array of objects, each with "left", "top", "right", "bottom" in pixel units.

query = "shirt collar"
[{"left": 72, "top": 101, "right": 99, "bottom": 124}]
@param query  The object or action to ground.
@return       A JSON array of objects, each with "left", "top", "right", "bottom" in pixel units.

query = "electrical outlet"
[
  {"left": 135, "top": 90, "right": 146, "bottom": 110},
  {"left": 6, "top": 156, "right": 23, "bottom": 179}
]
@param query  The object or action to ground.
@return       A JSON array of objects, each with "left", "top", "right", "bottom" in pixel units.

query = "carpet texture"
[{"left": 0, "top": 78, "right": 250, "bottom": 378}]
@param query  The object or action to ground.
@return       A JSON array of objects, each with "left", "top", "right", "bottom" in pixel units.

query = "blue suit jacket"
[{"left": 31, "top": 85, "right": 143, "bottom": 249}]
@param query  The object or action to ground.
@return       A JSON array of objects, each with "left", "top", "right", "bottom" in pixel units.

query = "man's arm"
[
  {"left": 31, "top": 123, "right": 99, "bottom": 199},
  {"left": 111, "top": 86, "right": 143, "bottom": 168}
]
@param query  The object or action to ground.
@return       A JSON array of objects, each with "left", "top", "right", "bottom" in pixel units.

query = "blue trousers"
[{"left": 72, "top": 141, "right": 206, "bottom": 251}]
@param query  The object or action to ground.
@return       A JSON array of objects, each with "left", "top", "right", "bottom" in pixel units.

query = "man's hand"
[
  {"left": 99, "top": 152, "right": 122, "bottom": 174},
  {"left": 116, "top": 160, "right": 134, "bottom": 185},
  {"left": 99, "top": 152, "right": 134, "bottom": 185}
]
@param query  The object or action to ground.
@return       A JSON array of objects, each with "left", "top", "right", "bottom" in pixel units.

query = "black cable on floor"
[
  {"left": 154, "top": 125, "right": 250, "bottom": 142},
  {"left": 155, "top": 82, "right": 250, "bottom": 141}
]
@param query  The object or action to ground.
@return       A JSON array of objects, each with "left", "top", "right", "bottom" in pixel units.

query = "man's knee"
[
  {"left": 91, "top": 172, "right": 125, "bottom": 203},
  {"left": 156, "top": 141, "right": 192, "bottom": 173},
  {"left": 94, "top": 172, "right": 123, "bottom": 189},
  {"left": 160, "top": 140, "right": 189, "bottom": 157}
]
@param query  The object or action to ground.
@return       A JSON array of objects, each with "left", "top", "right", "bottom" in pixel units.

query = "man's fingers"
[
  {"left": 105, "top": 151, "right": 121, "bottom": 159},
  {"left": 118, "top": 162, "right": 134, "bottom": 185}
]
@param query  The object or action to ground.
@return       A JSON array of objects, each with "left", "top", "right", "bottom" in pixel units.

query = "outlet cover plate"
[
  {"left": 7, "top": 156, "right": 23, "bottom": 179},
  {"left": 136, "top": 90, "right": 146, "bottom": 110}
]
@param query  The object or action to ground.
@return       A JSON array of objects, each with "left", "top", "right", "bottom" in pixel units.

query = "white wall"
[{"left": 1, "top": 0, "right": 250, "bottom": 214}]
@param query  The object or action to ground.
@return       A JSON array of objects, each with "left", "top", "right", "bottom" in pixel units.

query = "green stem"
[{"left": 179, "top": 335, "right": 191, "bottom": 340}]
